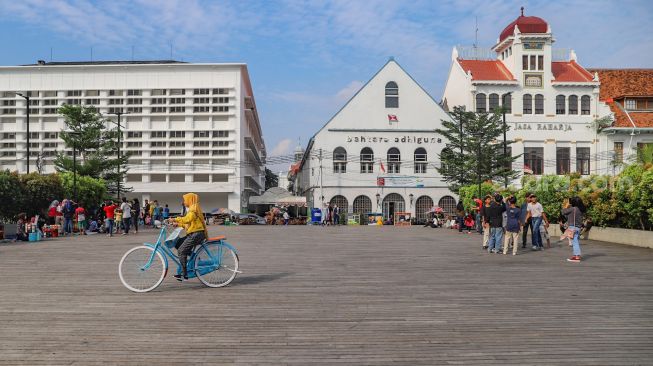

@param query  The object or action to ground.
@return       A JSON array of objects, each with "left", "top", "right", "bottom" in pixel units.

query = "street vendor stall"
[{"left": 249, "top": 187, "right": 308, "bottom": 224}]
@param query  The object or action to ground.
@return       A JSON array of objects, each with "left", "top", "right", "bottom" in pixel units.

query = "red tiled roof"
[
  {"left": 608, "top": 103, "right": 653, "bottom": 128},
  {"left": 457, "top": 59, "right": 515, "bottom": 81},
  {"left": 587, "top": 69, "right": 653, "bottom": 101},
  {"left": 551, "top": 61, "right": 594, "bottom": 82},
  {"left": 586, "top": 69, "right": 653, "bottom": 128},
  {"left": 500, "top": 15, "right": 548, "bottom": 42}
]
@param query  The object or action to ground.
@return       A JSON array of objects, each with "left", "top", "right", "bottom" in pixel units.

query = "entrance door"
[{"left": 382, "top": 193, "right": 405, "bottom": 221}]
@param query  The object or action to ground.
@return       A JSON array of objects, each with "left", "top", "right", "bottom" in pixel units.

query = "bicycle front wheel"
[
  {"left": 119, "top": 246, "right": 167, "bottom": 293},
  {"left": 195, "top": 243, "right": 239, "bottom": 288}
]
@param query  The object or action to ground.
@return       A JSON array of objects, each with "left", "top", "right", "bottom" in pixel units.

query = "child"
[
  {"left": 463, "top": 213, "right": 474, "bottom": 234},
  {"left": 75, "top": 204, "right": 87, "bottom": 235},
  {"left": 503, "top": 197, "right": 522, "bottom": 255},
  {"left": 163, "top": 204, "right": 170, "bottom": 220},
  {"left": 540, "top": 221, "right": 551, "bottom": 248},
  {"left": 115, "top": 208, "right": 123, "bottom": 235},
  {"left": 171, "top": 193, "right": 208, "bottom": 281}
]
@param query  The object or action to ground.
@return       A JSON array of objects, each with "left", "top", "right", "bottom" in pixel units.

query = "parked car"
[{"left": 237, "top": 213, "right": 266, "bottom": 225}]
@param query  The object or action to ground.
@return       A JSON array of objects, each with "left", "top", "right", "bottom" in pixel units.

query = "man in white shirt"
[
  {"left": 525, "top": 194, "right": 548, "bottom": 250},
  {"left": 120, "top": 197, "right": 132, "bottom": 235}
]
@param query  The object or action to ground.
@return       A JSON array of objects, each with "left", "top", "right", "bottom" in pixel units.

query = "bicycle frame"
[{"left": 140, "top": 225, "right": 237, "bottom": 279}]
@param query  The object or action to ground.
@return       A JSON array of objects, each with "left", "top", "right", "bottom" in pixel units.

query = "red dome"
[{"left": 499, "top": 15, "right": 548, "bottom": 42}]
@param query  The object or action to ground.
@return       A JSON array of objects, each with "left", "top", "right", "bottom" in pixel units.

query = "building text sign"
[
  {"left": 347, "top": 135, "right": 442, "bottom": 144},
  {"left": 514, "top": 123, "right": 573, "bottom": 131}
]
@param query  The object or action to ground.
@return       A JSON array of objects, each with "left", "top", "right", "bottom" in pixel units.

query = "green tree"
[
  {"left": 60, "top": 172, "right": 107, "bottom": 211},
  {"left": 20, "top": 173, "right": 64, "bottom": 217},
  {"left": 55, "top": 104, "right": 130, "bottom": 197},
  {"left": 265, "top": 168, "right": 279, "bottom": 190},
  {"left": 436, "top": 106, "right": 520, "bottom": 193},
  {"left": 0, "top": 170, "right": 24, "bottom": 221}
]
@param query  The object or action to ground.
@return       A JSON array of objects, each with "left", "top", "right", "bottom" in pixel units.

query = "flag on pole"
[
  {"left": 379, "top": 159, "right": 386, "bottom": 173},
  {"left": 388, "top": 114, "right": 398, "bottom": 122}
]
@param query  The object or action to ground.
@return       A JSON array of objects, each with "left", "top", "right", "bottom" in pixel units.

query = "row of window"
[
  {"left": 143, "top": 150, "right": 229, "bottom": 157},
  {"left": 124, "top": 173, "right": 230, "bottom": 183},
  {"left": 475, "top": 93, "right": 591, "bottom": 115},
  {"left": 524, "top": 147, "right": 591, "bottom": 175},
  {"left": 125, "top": 130, "right": 229, "bottom": 139},
  {"left": 0, "top": 89, "right": 231, "bottom": 98},
  {"left": 522, "top": 55, "right": 545, "bottom": 71},
  {"left": 1, "top": 132, "right": 59, "bottom": 140},
  {"left": 125, "top": 141, "right": 229, "bottom": 148},
  {"left": 332, "top": 147, "right": 428, "bottom": 174}
]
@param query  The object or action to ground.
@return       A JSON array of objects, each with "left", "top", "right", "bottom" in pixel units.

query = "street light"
[
  {"left": 68, "top": 131, "right": 82, "bottom": 203},
  {"left": 13, "top": 92, "right": 31, "bottom": 174},
  {"left": 502, "top": 92, "right": 512, "bottom": 188},
  {"left": 107, "top": 111, "right": 129, "bottom": 201},
  {"left": 471, "top": 131, "right": 484, "bottom": 199}
]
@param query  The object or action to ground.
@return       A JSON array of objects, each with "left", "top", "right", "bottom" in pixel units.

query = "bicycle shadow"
[
  {"left": 154, "top": 272, "right": 293, "bottom": 292},
  {"left": 236, "top": 272, "right": 293, "bottom": 286}
]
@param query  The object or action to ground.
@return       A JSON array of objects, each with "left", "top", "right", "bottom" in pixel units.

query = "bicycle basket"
[{"left": 164, "top": 227, "right": 184, "bottom": 248}]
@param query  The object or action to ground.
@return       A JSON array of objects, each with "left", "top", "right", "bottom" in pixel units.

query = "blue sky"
[{"left": 1, "top": 0, "right": 652, "bottom": 170}]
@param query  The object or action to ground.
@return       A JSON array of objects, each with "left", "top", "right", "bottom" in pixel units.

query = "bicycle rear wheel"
[
  {"left": 119, "top": 246, "right": 167, "bottom": 293},
  {"left": 195, "top": 243, "right": 239, "bottom": 288}
]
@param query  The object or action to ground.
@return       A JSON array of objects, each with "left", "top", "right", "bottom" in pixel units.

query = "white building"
[
  {"left": 442, "top": 10, "right": 606, "bottom": 177},
  {"left": 0, "top": 60, "right": 266, "bottom": 212},
  {"left": 294, "top": 58, "right": 456, "bottom": 222}
]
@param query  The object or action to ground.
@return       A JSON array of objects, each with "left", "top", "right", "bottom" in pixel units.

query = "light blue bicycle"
[{"left": 118, "top": 223, "right": 240, "bottom": 293}]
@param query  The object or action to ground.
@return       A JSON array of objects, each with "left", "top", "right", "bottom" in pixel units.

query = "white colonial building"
[
  {"left": 0, "top": 60, "right": 266, "bottom": 212},
  {"left": 442, "top": 10, "right": 607, "bottom": 177},
  {"left": 294, "top": 58, "right": 456, "bottom": 222}
]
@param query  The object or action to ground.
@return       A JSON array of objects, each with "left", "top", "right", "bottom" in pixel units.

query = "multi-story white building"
[
  {"left": 294, "top": 59, "right": 456, "bottom": 222},
  {"left": 442, "top": 10, "right": 606, "bottom": 178},
  {"left": 0, "top": 60, "right": 266, "bottom": 212}
]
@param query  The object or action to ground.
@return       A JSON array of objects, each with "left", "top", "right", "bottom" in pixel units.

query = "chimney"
[{"left": 37, "top": 60, "right": 46, "bottom": 65}]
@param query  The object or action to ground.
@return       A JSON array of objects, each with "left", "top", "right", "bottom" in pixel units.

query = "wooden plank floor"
[{"left": 0, "top": 225, "right": 652, "bottom": 365}]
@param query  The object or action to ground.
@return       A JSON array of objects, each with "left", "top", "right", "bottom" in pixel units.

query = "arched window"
[
  {"left": 534, "top": 94, "right": 544, "bottom": 114},
  {"left": 581, "top": 95, "right": 590, "bottom": 115},
  {"left": 439, "top": 147, "right": 454, "bottom": 176},
  {"left": 523, "top": 94, "right": 532, "bottom": 114},
  {"left": 502, "top": 93, "right": 512, "bottom": 113},
  {"left": 353, "top": 195, "right": 372, "bottom": 216},
  {"left": 329, "top": 195, "right": 349, "bottom": 224},
  {"left": 568, "top": 95, "right": 578, "bottom": 114},
  {"left": 488, "top": 93, "right": 500, "bottom": 112},
  {"left": 385, "top": 81, "right": 398, "bottom": 108},
  {"left": 382, "top": 193, "right": 405, "bottom": 221},
  {"left": 476, "top": 93, "right": 487, "bottom": 112},
  {"left": 333, "top": 146, "right": 347, "bottom": 173},
  {"left": 438, "top": 196, "right": 457, "bottom": 216},
  {"left": 415, "top": 196, "right": 434, "bottom": 223},
  {"left": 556, "top": 95, "right": 566, "bottom": 115},
  {"left": 360, "top": 147, "right": 374, "bottom": 173},
  {"left": 387, "top": 147, "right": 401, "bottom": 174},
  {"left": 414, "top": 147, "right": 427, "bottom": 174}
]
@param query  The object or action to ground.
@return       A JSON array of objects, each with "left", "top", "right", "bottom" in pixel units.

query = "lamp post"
[
  {"left": 14, "top": 92, "right": 30, "bottom": 174},
  {"left": 501, "top": 92, "right": 512, "bottom": 188},
  {"left": 69, "top": 131, "right": 82, "bottom": 203},
  {"left": 107, "top": 111, "right": 128, "bottom": 201},
  {"left": 472, "top": 131, "right": 484, "bottom": 199}
]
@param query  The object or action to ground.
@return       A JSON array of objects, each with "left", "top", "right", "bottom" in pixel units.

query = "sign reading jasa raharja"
[
  {"left": 294, "top": 58, "right": 457, "bottom": 222},
  {"left": 514, "top": 123, "right": 573, "bottom": 131},
  {"left": 346, "top": 135, "right": 443, "bottom": 144}
]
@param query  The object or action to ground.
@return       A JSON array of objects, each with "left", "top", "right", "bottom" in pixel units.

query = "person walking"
[
  {"left": 525, "top": 194, "right": 548, "bottom": 250},
  {"left": 486, "top": 194, "right": 506, "bottom": 253},
  {"left": 120, "top": 197, "right": 132, "bottom": 235},
  {"left": 333, "top": 204, "right": 340, "bottom": 225},
  {"left": 75, "top": 204, "right": 87, "bottom": 235},
  {"left": 103, "top": 200, "right": 117, "bottom": 237},
  {"left": 520, "top": 193, "right": 532, "bottom": 248},
  {"left": 132, "top": 198, "right": 140, "bottom": 234},
  {"left": 283, "top": 210, "right": 290, "bottom": 225},
  {"left": 503, "top": 197, "right": 522, "bottom": 255},
  {"left": 473, "top": 197, "right": 483, "bottom": 234},
  {"left": 143, "top": 199, "right": 151, "bottom": 226},
  {"left": 62, "top": 199, "right": 74, "bottom": 236},
  {"left": 480, "top": 195, "right": 492, "bottom": 249},
  {"left": 456, "top": 199, "right": 465, "bottom": 233},
  {"left": 563, "top": 196, "right": 585, "bottom": 262},
  {"left": 163, "top": 204, "right": 170, "bottom": 220}
]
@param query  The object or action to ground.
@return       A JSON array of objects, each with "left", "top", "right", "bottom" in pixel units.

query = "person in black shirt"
[{"left": 486, "top": 194, "right": 506, "bottom": 254}]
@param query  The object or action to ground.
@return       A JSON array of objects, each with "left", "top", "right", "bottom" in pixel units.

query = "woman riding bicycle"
[{"left": 170, "top": 193, "right": 208, "bottom": 281}]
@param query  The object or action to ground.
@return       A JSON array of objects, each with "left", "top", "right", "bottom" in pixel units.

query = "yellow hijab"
[{"left": 183, "top": 193, "right": 208, "bottom": 237}]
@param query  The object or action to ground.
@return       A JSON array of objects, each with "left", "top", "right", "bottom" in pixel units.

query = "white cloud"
[
  {"left": 335, "top": 80, "right": 364, "bottom": 102},
  {"left": 270, "top": 138, "right": 293, "bottom": 156}
]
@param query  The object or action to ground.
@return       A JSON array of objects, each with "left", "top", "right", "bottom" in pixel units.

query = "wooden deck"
[{"left": 1, "top": 226, "right": 652, "bottom": 365}]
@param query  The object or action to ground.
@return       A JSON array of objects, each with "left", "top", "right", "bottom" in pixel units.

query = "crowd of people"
[{"left": 452, "top": 192, "right": 589, "bottom": 262}]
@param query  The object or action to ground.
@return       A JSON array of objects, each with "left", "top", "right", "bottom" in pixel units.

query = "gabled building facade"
[
  {"left": 442, "top": 10, "right": 605, "bottom": 178},
  {"left": 294, "top": 59, "right": 456, "bottom": 222}
]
